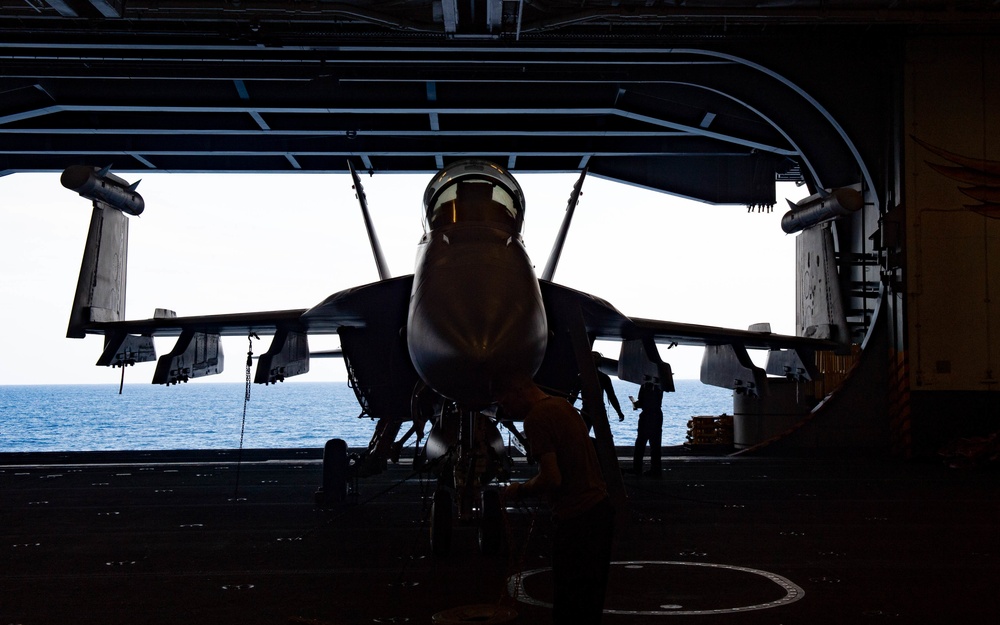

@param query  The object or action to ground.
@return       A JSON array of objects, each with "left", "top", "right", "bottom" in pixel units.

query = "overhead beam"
[
  {"left": 88, "top": 0, "right": 124, "bottom": 18},
  {"left": 441, "top": 0, "right": 458, "bottom": 33},
  {"left": 0, "top": 136, "right": 761, "bottom": 160},
  {"left": 0, "top": 105, "right": 791, "bottom": 156},
  {"left": 42, "top": 0, "right": 78, "bottom": 17}
]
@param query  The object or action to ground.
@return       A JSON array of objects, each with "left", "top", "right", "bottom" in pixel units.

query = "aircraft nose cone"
[{"left": 407, "top": 235, "right": 547, "bottom": 406}]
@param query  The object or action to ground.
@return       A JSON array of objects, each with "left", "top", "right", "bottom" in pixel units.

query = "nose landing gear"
[
  {"left": 429, "top": 485, "right": 504, "bottom": 558},
  {"left": 426, "top": 404, "right": 511, "bottom": 557}
]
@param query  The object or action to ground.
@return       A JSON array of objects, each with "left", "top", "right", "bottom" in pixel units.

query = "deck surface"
[{"left": 2, "top": 448, "right": 998, "bottom": 624}]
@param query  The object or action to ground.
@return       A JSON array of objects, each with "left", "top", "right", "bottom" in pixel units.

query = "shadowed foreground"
[{"left": 2, "top": 448, "right": 998, "bottom": 624}]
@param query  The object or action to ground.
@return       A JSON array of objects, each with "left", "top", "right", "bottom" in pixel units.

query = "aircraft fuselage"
[{"left": 406, "top": 160, "right": 548, "bottom": 407}]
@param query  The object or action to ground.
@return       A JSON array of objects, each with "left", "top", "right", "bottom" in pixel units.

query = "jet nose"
[
  {"left": 407, "top": 236, "right": 547, "bottom": 406},
  {"left": 409, "top": 285, "right": 547, "bottom": 406}
]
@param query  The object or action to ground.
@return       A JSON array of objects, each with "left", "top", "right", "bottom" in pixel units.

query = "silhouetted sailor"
[
  {"left": 629, "top": 381, "right": 664, "bottom": 477},
  {"left": 498, "top": 375, "right": 614, "bottom": 625},
  {"left": 594, "top": 352, "right": 626, "bottom": 424},
  {"left": 577, "top": 352, "right": 626, "bottom": 430}
]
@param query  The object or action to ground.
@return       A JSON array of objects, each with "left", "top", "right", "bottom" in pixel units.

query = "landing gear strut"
[
  {"left": 478, "top": 488, "right": 503, "bottom": 556},
  {"left": 424, "top": 407, "right": 509, "bottom": 556},
  {"left": 430, "top": 487, "right": 453, "bottom": 557},
  {"left": 429, "top": 486, "right": 504, "bottom": 558}
]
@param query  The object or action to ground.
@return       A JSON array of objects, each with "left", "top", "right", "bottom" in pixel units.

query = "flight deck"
[{"left": 2, "top": 448, "right": 997, "bottom": 624}]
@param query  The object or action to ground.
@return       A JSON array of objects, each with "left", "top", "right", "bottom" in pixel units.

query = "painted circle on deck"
[{"left": 507, "top": 561, "right": 804, "bottom": 616}]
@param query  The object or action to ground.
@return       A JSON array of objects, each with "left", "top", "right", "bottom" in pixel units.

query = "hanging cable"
[{"left": 232, "top": 332, "right": 258, "bottom": 501}]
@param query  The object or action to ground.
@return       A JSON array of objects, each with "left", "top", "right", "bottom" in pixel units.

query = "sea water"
[{"left": 0, "top": 380, "right": 732, "bottom": 453}]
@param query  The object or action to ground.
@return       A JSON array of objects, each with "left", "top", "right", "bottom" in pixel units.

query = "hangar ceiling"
[{"left": 2, "top": 1, "right": 998, "bottom": 206}]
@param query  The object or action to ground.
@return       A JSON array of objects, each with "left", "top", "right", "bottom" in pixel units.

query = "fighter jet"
[{"left": 63, "top": 160, "right": 838, "bottom": 554}]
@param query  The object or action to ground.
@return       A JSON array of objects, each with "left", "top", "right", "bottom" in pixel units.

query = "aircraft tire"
[
  {"left": 316, "top": 438, "right": 348, "bottom": 507},
  {"left": 430, "top": 487, "right": 453, "bottom": 557},
  {"left": 478, "top": 488, "right": 503, "bottom": 556}
]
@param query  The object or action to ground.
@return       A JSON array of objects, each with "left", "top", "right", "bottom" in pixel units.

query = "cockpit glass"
[{"left": 427, "top": 178, "right": 522, "bottom": 230}]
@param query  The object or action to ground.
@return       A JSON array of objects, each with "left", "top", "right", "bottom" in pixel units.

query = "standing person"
[
  {"left": 577, "top": 352, "right": 626, "bottom": 430},
  {"left": 629, "top": 381, "right": 664, "bottom": 477},
  {"left": 498, "top": 375, "right": 615, "bottom": 625},
  {"left": 594, "top": 352, "right": 626, "bottom": 424}
]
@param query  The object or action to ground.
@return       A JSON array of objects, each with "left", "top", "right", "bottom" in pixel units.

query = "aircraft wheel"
[
  {"left": 478, "top": 489, "right": 504, "bottom": 556},
  {"left": 315, "top": 438, "right": 348, "bottom": 507},
  {"left": 430, "top": 488, "right": 453, "bottom": 557}
]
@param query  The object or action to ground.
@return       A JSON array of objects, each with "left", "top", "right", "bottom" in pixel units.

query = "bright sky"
[{"left": 0, "top": 170, "right": 806, "bottom": 386}]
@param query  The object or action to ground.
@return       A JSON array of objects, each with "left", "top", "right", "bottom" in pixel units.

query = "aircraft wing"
[
  {"left": 87, "top": 275, "right": 414, "bottom": 338},
  {"left": 84, "top": 276, "right": 414, "bottom": 386},
  {"left": 537, "top": 279, "right": 841, "bottom": 394},
  {"left": 626, "top": 317, "right": 841, "bottom": 351},
  {"left": 88, "top": 309, "right": 309, "bottom": 338},
  {"left": 539, "top": 280, "right": 838, "bottom": 351}
]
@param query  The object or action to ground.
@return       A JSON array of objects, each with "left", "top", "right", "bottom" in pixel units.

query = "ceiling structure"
[{"left": 2, "top": 1, "right": 999, "bottom": 206}]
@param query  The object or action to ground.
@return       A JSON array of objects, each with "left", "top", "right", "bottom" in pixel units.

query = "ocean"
[{"left": 0, "top": 380, "right": 733, "bottom": 453}]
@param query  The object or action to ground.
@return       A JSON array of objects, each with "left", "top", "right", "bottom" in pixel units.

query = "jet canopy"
[{"left": 422, "top": 160, "right": 525, "bottom": 234}]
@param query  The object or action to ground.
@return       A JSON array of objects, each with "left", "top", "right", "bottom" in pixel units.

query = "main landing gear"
[
  {"left": 315, "top": 438, "right": 356, "bottom": 507},
  {"left": 316, "top": 402, "right": 511, "bottom": 559}
]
